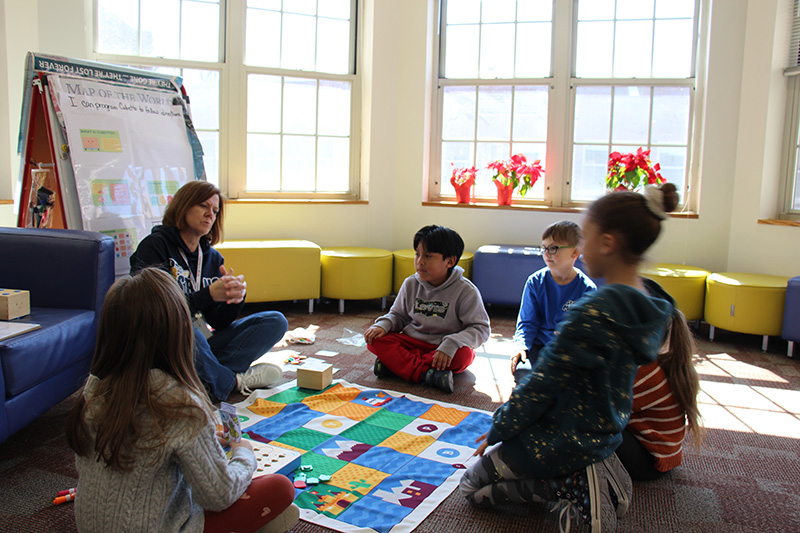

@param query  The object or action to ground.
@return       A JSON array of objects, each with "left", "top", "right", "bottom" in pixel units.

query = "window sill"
[
  {"left": 757, "top": 218, "right": 800, "bottom": 227},
  {"left": 422, "top": 200, "right": 699, "bottom": 218}
]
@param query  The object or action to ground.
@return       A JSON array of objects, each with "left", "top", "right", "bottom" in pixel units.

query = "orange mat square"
[
  {"left": 379, "top": 431, "right": 435, "bottom": 456},
  {"left": 329, "top": 402, "right": 379, "bottom": 422},
  {"left": 419, "top": 404, "right": 470, "bottom": 426},
  {"left": 329, "top": 463, "right": 390, "bottom": 495},
  {"left": 303, "top": 393, "right": 349, "bottom": 413}
]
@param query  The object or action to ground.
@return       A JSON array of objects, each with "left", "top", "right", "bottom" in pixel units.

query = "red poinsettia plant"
[
  {"left": 450, "top": 164, "right": 478, "bottom": 188},
  {"left": 487, "top": 153, "right": 544, "bottom": 197},
  {"left": 450, "top": 164, "right": 478, "bottom": 203},
  {"left": 605, "top": 147, "right": 665, "bottom": 192}
]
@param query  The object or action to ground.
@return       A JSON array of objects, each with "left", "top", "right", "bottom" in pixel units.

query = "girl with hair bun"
[{"left": 461, "top": 183, "right": 695, "bottom": 531}]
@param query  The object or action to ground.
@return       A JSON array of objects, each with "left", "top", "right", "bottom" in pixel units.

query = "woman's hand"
[
  {"left": 364, "top": 326, "right": 387, "bottom": 344},
  {"left": 473, "top": 432, "right": 489, "bottom": 456},
  {"left": 209, "top": 265, "right": 247, "bottom": 304}
]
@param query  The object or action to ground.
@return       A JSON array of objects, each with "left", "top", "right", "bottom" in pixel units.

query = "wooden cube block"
[
  {"left": 0, "top": 289, "right": 30, "bottom": 320},
  {"left": 297, "top": 363, "right": 333, "bottom": 390}
]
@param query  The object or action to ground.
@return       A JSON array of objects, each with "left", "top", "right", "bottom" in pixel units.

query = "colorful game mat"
[{"left": 234, "top": 380, "right": 493, "bottom": 533}]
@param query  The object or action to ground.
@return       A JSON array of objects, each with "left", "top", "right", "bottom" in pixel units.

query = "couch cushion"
[{"left": 1, "top": 307, "right": 96, "bottom": 397}]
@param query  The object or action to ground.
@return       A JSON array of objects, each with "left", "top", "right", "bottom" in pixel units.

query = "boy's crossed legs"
[{"left": 367, "top": 332, "right": 475, "bottom": 392}]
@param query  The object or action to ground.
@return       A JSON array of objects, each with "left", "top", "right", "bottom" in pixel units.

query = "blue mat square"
[
  {"left": 395, "top": 456, "right": 459, "bottom": 485},
  {"left": 381, "top": 396, "right": 431, "bottom": 417},
  {"left": 338, "top": 495, "right": 413, "bottom": 533},
  {"left": 438, "top": 411, "right": 493, "bottom": 447},
  {"left": 351, "top": 445, "right": 415, "bottom": 472},
  {"left": 246, "top": 404, "right": 320, "bottom": 441}
]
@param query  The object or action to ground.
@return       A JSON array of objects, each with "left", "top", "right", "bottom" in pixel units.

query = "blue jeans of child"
[{"left": 194, "top": 310, "right": 288, "bottom": 401}]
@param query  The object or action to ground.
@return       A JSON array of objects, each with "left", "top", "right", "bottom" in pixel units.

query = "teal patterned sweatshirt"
[{"left": 487, "top": 279, "right": 675, "bottom": 478}]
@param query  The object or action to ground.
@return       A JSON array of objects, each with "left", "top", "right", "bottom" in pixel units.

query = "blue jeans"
[{"left": 194, "top": 311, "right": 289, "bottom": 401}]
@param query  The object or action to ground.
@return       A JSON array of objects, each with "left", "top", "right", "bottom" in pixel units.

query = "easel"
[
  {"left": 17, "top": 74, "right": 67, "bottom": 229},
  {"left": 15, "top": 52, "right": 204, "bottom": 274}
]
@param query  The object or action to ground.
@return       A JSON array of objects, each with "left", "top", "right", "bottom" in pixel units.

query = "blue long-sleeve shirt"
[{"left": 513, "top": 267, "right": 596, "bottom": 351}]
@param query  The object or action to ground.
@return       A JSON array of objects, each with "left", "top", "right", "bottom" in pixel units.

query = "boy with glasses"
[{"left": 511, "top": 221, "right": 596, "bottom": 381}]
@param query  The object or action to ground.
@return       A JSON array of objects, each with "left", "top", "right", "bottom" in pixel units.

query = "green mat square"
[
  {"left": 274, "top": 427, "right": 331, "bottom": 451},
  {"left": 364, "top": 409, "right": 415, "bottom": 431},
  {"left": 340, "top": 421, "right": 396, "bottom": 446},
  {"left": 296, "top": 451, "right": 348, "bottom": 477},
  {"left": 294, "top": 484, "right": 361, "bottom": 518},
  {"left": 268, "top": 387, "right": 319, "bottom": 404}
]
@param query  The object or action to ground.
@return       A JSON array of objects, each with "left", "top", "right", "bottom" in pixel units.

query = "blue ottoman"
[
  {"left": 473, "top": 245, "right": 593, "bottom": 306},
  {"left": 783, "top": 276, "right": 800, "bottom": 358}
]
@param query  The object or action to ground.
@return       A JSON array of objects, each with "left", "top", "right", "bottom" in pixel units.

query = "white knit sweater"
[{"left": 74, "top": 370, "right": 256, "bottom": 532}]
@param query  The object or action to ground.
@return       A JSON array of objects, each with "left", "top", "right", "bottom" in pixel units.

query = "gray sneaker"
[
  {"left": 238, "top": 362, "right": 282, "bottom": 394},
  {"left": 423, "top": 368, "right": 454, "bottom": 393},
  {"left": 587, "top": 460, "right": 618, "bottom": 532},
  {"left": 602, "top": 452, "right": 632, "bottom": 518},
  {"left": 551, "top": 461, "right": 617, "bottom": 533}
]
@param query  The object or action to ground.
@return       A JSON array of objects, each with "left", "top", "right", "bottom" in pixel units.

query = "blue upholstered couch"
[{"left": 0, "top": 227, "right": 114, "bottom": 443}]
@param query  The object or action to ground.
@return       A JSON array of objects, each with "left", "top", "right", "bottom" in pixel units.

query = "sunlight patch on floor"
[
  {"left": 697, "top": 352, "right": 788, "bottom": 384},
  {"left": 696, "top": 403, "right": 752, "bottom": 432},
  {"left": 724, "top": 406, "right": 800, "bottom": 439},
  {"left": 472, "top": 337, "right": 518, "bottom": 403},
  {"left": 700, "top": 381, "right": 786, "bottom": 411},
  {"left": 698, "top": 353, "right": 800, "bottom": 438},
  {"left": 750, "top": 386, "right": 800, "bottom": 415}
]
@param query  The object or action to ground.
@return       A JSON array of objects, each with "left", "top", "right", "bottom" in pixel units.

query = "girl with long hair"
[{"left": 66, "top": 268, "right": 298, "bottom": 532}]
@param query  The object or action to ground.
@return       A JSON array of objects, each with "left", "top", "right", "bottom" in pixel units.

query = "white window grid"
[
  {"left": 431, "top": 0, "right": 702, "bottom": 209},
  {"left": 93, "top": 0, "right": 361, "bottom": 200},
  {"left": 780, "top": 0, "right": 800, "bottom": 218}
]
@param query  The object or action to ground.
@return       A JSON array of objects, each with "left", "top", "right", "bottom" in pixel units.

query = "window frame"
[
  {"left": 429, "top": 0, "right": 703, "bottom": 211},
  {"left": 92, "top": 0, "right": 362, "bottom": 201},
  {"left": 779, "top": 1, "right": 800, "bottom": 220},
  {"left": 780, "top": 74, "right": 800, "bottom": 220}
]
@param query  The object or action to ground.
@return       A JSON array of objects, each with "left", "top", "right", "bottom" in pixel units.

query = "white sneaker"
[
  {"left": 237, "top": 362, "right": 283, "bottom": 394},
  {"left": 256, "top": 503, "right": 300, "bottom": 533}
]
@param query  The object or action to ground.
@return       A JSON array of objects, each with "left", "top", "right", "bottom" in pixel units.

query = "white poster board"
[{"left": 47, "top": 75, "right": 194, "bottom": 274}]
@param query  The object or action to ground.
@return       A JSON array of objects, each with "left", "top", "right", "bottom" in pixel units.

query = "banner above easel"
[{"left": 17, "top": 52, "right": 205, "bottom": 275}]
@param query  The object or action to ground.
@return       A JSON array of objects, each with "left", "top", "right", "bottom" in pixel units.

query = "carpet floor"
[{"left": 1, "top": 298, "right": 798, "bottom": 532}]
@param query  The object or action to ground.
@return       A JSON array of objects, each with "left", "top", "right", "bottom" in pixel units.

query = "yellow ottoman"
[
  {"left": 215, "top": 240, "right": 321, "bottom": 313},
  {"left": 705, "top": 272, "right": 791, "bottom": 351},
  {"left": 321, "top": 247, "right": 393, "bottom": 313},
  {"left": 392, "top": 249, "right": 474, "bottom": 294},
  {"left": 639, "top": 263, "right": 710, "bottom": 321}
]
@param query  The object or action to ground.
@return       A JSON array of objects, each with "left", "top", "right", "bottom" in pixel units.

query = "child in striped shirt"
[{"left": 617, "top": 333, "right": 704, "bottom": 480}]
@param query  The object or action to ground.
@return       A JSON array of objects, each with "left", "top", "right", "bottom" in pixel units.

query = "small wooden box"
[
  {"left": 297, "top": 363, "right": 333, "bottom": 390},
  {"left": 0, "top": 289, "right": 30, "bottom": 320}
]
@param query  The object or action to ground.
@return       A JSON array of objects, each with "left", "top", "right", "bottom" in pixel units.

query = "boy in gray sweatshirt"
[{"left": 364, "top": 225, "right": 491, "bottom": 393}]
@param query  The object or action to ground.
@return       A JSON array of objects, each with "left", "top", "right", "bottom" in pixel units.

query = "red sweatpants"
[
  {"left": 204, "top": 473, "right": 294, "bottom": 533},
  {"left": 367, "top": 332, "right": 476, "bottom": 383}
]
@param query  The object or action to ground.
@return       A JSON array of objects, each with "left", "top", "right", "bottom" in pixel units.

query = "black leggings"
[{"left": 615, "top": 428, "right": 668, "bottom": 481}]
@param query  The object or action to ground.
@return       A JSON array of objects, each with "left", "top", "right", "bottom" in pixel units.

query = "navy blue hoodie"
[
  {"left": 487, "top": 278, "right": 675, "bottom": 478},
  {"left": 130, "top": 225, "right": 243, "bottom": 330}
]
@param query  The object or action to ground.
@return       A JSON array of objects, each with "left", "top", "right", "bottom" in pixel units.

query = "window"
[
  {"left": 781, "top": 0, "right": 800, "bottom": 219},
  {"left": 94, "top": 0, "right": 358, "bottom": 199},
  {"left": 433, "top": 0, "right": 700, "bottom": 208}
]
